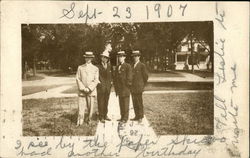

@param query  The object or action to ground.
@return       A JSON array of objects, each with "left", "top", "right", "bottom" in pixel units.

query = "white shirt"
[
  {"left": 102, "top": 62, "right": 107, "bottom": 69},
  {"left": 134, "top": 60, "right": 139, "bottom": 68},
  {"left": 118, "top": 61, "right": 124, "bottom": 70}
]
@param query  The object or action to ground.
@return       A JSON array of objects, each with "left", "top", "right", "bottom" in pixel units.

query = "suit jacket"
[
  {"left": 97, "top": 63, "right": 112, "bottom": 94},
  {"left": 131, "top": 61, "right": 148, "bottom": 93},
  {"left": 114, "top": 62, "right": 132, "bottom": 97},
  {"left": 76, "top": 63, "right": 100, "bottom": 97}
]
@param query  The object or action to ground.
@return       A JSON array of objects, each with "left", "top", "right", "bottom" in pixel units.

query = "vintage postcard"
[{"left": 0, "top": 1, "right": 249, "bottom": 158}]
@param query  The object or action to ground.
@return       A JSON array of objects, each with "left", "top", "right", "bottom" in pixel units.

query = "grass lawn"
[
  {"left": 150, "top": 71, "right": 184, "bottom": 78},
  {"left": 177, "top": 70, "right": 213, "bottom": 78},
  {"left": 62, "top": 85, "right": 78, "bottom": 94},
  {"left": 22, "top": 85, "right": 62, "bottom": 96},
  {"left": 143, "top": 92, "right": 213, "bottom": 135},
  {"left": 62, "top": 82, "right": 213, "bottom": 94},
  {"left": 193, "top": 70, "right": 214, "bottom": 78},
  {"left": 22, "top": 97, "right": 98, "bottom": 136}
]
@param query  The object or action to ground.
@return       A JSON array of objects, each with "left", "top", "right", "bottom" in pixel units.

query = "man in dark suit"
[
  {"left": 97, "top": 51, "right": 112, "bottom": 123},
  {"left": 114, "top": 51, "right": 132, "bottom": 123},
  {"left": 130, "top": 50, "right": 148, "bottom": 123}
]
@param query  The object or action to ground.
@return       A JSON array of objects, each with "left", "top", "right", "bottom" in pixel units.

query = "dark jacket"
[
  {"left": 114, "top": 62, "right": 132, "bottom": 97},
  {"left": 97, "top": 63, "right": 112, "bottom": 94},
  {"left": 131, "top": 61, "right": 148, "bottom": 93}
]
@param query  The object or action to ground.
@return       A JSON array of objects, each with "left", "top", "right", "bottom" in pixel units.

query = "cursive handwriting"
[
  {"left": 15, "top": 140, "right": 52, "bottom": 157},
  {"left": 214, "top": 38, "right": 226, "bottom": 85},
  {"left": 230, "top": 63, "right": 237, "bottom": 93},
  {"left": 14, "top": 134, "right": 227, "bottom": 157},
  {"left": 55, "top": 136, "right": 75, "bottom": 150},
  {"left": 229, "top": 98, "right": 240, "bottom": 148},
  {"left": 136, "top": 144, "right": 201, "bottom": 158},
  {"left": 214, "top": 95, "right": 227, "bottom": 121},
  {"left": 116, "top": 134, "right": 159, "bottom": 152},
  {"left": 60, "top": 2, "right": 75, "bottom": 19},
  {"left": 60, "top": 2, "right": 102, "bottom": 23},
  {"left": 215, "top": 2, "right": 227, "bottom": 30},
  {"left": 55, "top": 136, "right": 119, "bottom": 157},
  {"left": 168, "top": 135, "right": 226, "bottom": 146}
]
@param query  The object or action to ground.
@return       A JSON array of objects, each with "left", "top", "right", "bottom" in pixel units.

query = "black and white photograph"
[
  {"left": 22, "top": 22, "right": 214, "bottom": 136},
  {"left": 1, "top": 1, "right": 249, "bottom": 158}
]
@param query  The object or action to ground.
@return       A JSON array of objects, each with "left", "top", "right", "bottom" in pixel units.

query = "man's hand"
[{"left": 84, "top": 88, "right": 90, "bottom": 93}]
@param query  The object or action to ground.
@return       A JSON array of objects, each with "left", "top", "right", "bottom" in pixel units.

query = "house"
[{"left": 174, "top": 35, "right": 211, "bottom": 70}]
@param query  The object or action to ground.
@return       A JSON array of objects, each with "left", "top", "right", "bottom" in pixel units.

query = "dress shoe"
[
  {"left": 105, "top": 116, "right": 111, "bottom": 121},
  {"left": 85, "top": 121, "right": 90, "bottom": 125},
  {"left": 138, "top": 118, "right": 142, "bottom": 123},
  {"left": 85, "top": 118, "right": 92, "bottom": 125},
  {"left": 100, "top": 119, "right": 105, "bottom": 123},
  {"left": 130, "top": 117, "right": 139, "bottom": 121},
  {"left": 121, "top": 120, "right": 127, "bottom": 123}
]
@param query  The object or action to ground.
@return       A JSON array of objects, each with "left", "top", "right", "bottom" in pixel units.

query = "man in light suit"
[
  {"left": 130, "top": 50, "right": 148, "bottom": 123},
  {"left": 97, "top": 51, "right": 112, "bottom": 123},
  {"left": 114, "top": 51, "right": 132, "bottom": 123},
  {"left": 76, "top": 51, "right": 99, "bottom": 126}
]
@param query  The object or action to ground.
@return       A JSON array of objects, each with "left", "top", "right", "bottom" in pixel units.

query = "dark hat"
[
  {"left": 117, "top": 51, "right": 126, "bottom": 56},
  {"left": 83, "top": 51, "right": 95, "bottom": 58},
  {"left": 131, "top": 50, "right": 141, "bottom": 56}
]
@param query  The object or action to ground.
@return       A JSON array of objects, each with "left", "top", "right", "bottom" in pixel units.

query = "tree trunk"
[
  {"left": 191, "top": 40, "right": 194, "bottom": 73},
  {"left": 23, "top": 61, "right": 28, "bottom": 80},
  {"left": 23, "top": 73, "right": 27, "bottom": 80},
  {"left": 33, "top": 56, "right": 37, "bottom": 76}
]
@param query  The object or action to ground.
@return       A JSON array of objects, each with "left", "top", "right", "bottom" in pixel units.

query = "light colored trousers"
[{"left": 77, "top": 96, "right": 95, "bottom": 125}]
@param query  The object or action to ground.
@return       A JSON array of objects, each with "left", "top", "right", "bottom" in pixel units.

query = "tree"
[{"left": 22, "top": 22, "right": 213, "bottom": 76}]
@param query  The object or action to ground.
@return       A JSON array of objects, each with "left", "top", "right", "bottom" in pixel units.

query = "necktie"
[
  {"left": 103, "top": 62, "right": 107, "bottom": 69},
  {"left": 118, "top": 63, "right": 122, "bottom": 71},
  {"left": 134, "top": 62, "right": 137, "bottom": 68}
]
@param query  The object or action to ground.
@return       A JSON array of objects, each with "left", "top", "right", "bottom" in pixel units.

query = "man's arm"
[
  {"left": 109, "top": 64, "right": 113, "bottom": 85},
  {"left": 126, "top": 64, "right": 133, "bottom": 87},
  {"left": 76, "top": 66, "right": 86, "bottom": 91},
  {"left": 142, "top": 63, "right": 149, "bottom": 84},
  {"left": 88, "top": 67, "right": 100, "bottom": 91},
  {"left": 113, "top": 66, "right": 118, "bottom": 96}
]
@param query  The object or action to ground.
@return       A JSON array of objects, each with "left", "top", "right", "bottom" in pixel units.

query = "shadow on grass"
[
  {"left": 60, "top": 110, "right": 78, "bottom": 123},
  {"left": 144, "top": 92, "right": 214, "bottom": 135},
  {"left": 22, "top": 85, "right": 62, "bottom": 96},
  {"left": 22, "top": 97, "right": 98, "bottom": 136},
  {"left": 178, "top": 70, "right": 214, "bottom": 78},
  {"left": 149, "top": 71, "right": 184, "bottom": 77},
  {"left": 62, "top": 82, "right": 213, "bottom": 95}
]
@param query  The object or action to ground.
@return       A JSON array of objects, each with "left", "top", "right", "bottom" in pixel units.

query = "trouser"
[
  {"left": 118, "top": 95, "right": 130, "bottom": 121},
  {"left": 97, "top": 92, "right": 110, "bottom": 119},
  {"left": 77, "top": 96, "right": 95, "bottom": 125},
  {"left": 131, "top": 93, "right": 144, "bottom": 119}
]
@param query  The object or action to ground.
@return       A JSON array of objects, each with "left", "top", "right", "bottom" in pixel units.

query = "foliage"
[
  {"left": 22, "top": 22, "right": 213, "bottom": 72},
  {"left": 22, "top": 97, "right": 98, "bottom": 136},
  {"left": 144, "top": 92, "right": 214, "bottom": 135}
]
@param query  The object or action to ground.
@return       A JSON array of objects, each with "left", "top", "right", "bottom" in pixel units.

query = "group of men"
[{"left": 76, "top": 50, "right": 148, "bottom": 126}]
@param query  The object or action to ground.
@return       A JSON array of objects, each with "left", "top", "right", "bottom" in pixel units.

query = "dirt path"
[
  {"left": 22, "top": 85, "right": 77, "bottom": 99},
  {"left": 22, "top": 74, "right": 75, "bottom": 87}
]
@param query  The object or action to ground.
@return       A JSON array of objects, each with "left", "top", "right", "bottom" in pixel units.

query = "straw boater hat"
[
  {"left": 83, "top": 51, "right": 95, "bottom": 58},
  {"left": 131, "top": 50, "right": 141, "bottom": 56},
  {"left": 100, "top": 50, "right": 110, "bottom": 58},
  {"left": 117, "top": 51, "right": 126, "bottom": 56}
]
